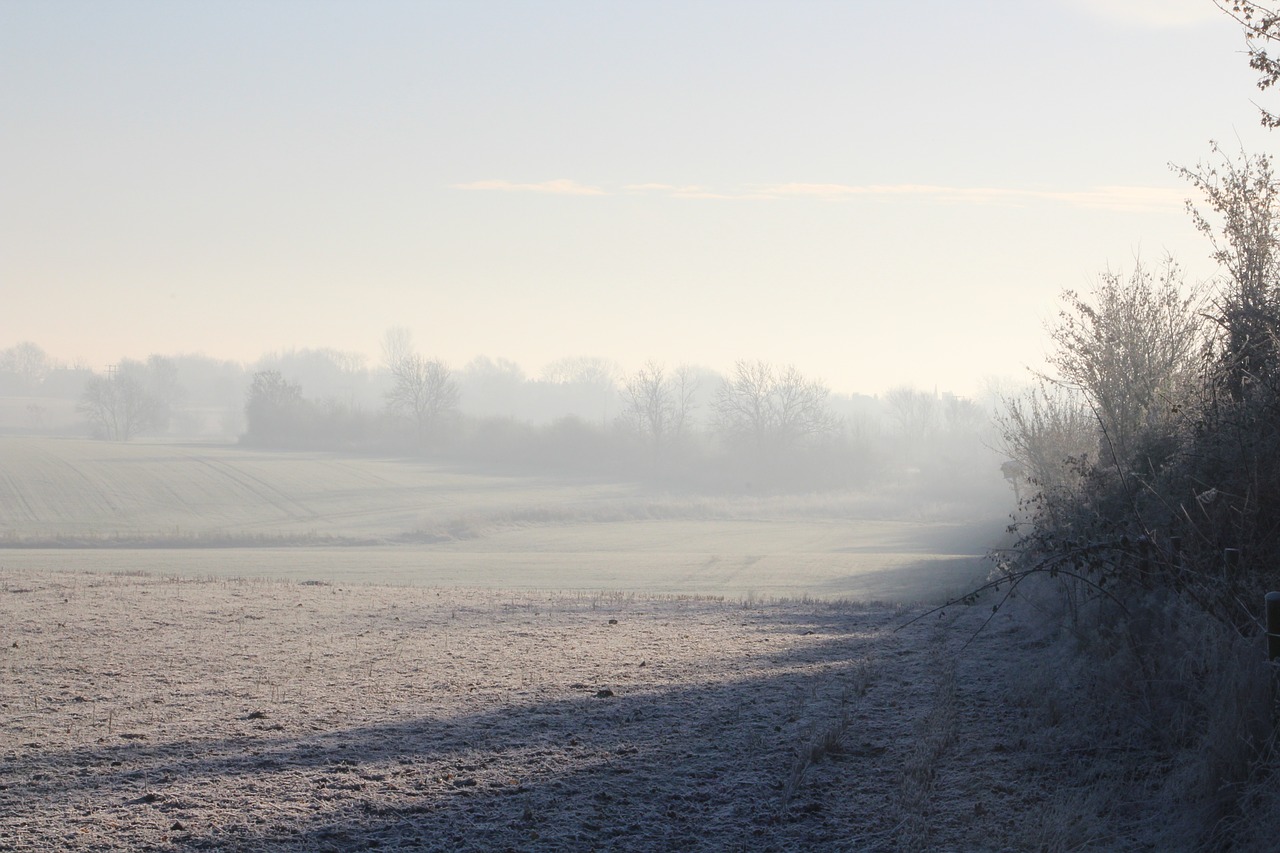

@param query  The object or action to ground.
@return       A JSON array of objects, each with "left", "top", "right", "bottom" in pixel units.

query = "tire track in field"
[
  {"left": 178, "top": 455, "right": 427, "bottom": 537},
  {"left": 184, "top": 455, "right": 441, "bottom": 537},
  {"left": 0, "top": 468, "right": 38, "bottom": 524},
  {"left": 4, "top": 439, "right": 453, "bottom": 540},
  {"left": 6, "top": 438, "right": 129, "bottom": 527},
  {"left": 182, "top": 454, "right": 324, "bottom": 527},
  {"left": 178, "top": 451, "right": 489, "bottom": 538}
]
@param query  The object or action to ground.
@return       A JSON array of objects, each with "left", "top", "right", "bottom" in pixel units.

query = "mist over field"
[{"left": 0, "top": 342, "right": 1012, "bottom": 602}]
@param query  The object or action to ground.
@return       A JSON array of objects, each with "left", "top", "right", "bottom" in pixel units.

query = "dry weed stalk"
[
  {"left": 781, "top": 663, "right": 875, "bottom": 808},
  {"left": 895, "top": 661, "right": 958, "bottom": 852}
]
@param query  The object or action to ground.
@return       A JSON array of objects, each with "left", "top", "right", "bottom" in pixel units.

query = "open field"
[
  {"left": 0, "top": 569, "right": 1052, "bottom": 852},
  {"left": 0, "top": 545, "right": 989, "bottom": 605},
  {"left": 0, "top": 437, "right": 1050, "bottom": 849},
  {"left": 0, "top": 437, "right": 1007, "bottom": 602}
]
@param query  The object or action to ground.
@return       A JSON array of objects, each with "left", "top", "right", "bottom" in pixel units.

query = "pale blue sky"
[{"left": 1, "top": 0, "right": 1271, "bottom": 394}]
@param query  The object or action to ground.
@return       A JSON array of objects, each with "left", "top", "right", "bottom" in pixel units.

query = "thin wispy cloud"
[
  {"left": 451, "top": 179, "right": 606, "bottom": 196},
  {"left": 456, "top": 179, "right": 1185, "bottom": 212},
  {"left": 1036, "top": 185, "right": 1189, "bottom": 213},
  {"left": 759, "top": 182, "right": 1186, "bottom": 212},
  {"left": 671, "top": 188, "right": 779, "bottom": 201},
  {"left": 622, "top": 183, "right": 694, "bottom": 193},
  {"left": 624, "top": 183, "right": 779, "bottom": 200},
  {"left": 622, "top": 183, "right": 720, "bottom": 197}
]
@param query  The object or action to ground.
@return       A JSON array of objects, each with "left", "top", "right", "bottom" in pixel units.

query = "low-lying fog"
[{"left": 0, "top": 343, "right": 1014, "bottom": 604}]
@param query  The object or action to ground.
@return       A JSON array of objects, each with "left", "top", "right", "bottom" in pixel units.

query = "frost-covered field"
[
  {"left": 0, "top": 437, "right": 1039, "bottom": 849},
  {"left": 0, "top": 570, "right": 1047, "bottom": 852}
]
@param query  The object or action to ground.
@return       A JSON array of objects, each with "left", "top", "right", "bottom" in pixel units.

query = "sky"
[{"left": 1, "top": 0, "right": 1275, "bottom": 396}]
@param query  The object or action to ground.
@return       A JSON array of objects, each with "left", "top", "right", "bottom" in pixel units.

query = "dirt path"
[{"left": 0, "top": 570, "right": 1050, "bottom": 851}]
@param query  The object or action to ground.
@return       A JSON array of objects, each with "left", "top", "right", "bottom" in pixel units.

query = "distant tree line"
[
  {"left": 234, "top": 341, "right": 992, "bottom": 493},
  {"left": 0, "top": 335, "right": 995, "bottom": 494}
]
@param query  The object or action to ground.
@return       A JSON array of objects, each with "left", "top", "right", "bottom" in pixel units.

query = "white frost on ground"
[{"left": 0, "top": 570, "right": 1052, "bottom": 851}]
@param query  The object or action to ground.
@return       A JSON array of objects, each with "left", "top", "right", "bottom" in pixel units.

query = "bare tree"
[
  {"left": 1, "top": 341, "right": 52, "bottom": 392},
  {"left": 540, "top": 355, "right": 619, "bottom": 422},
  {"left": 459, "top": 356, "right": 527, "bottom": 417},
  {"left": 144, "top": 355, "right": 183, "bottom": 431},
  {"left": 713, "top": 360, "right": 837, "bottom": 455},
  {"left": 620, "top": 361, "right": 698, "bottom": 456},
  {"left": 1043, "top": 257, "right": 1205, "bottom": 463},
  {"left": 1175, "top": 146, "right": 1280, "bottom": 399},
  {"left": 332, "top": 350, "right": 367, "bottom": 376},
  {"left": 78, "top": 362, "right": 166, "bottom": 441},
  {"left": 381, "top": 326, "right": 415, "bottom": 372},
  {"left": 941, "top": 394, "right": 986, "bottom": 435},
  {"left": 243, "top": 370, "right": 306, "bottom": 445},
  {"left": 387, "top": 354, "right": 459, "bottom": 445},
  {"left": 995, "top": 383, "right": 1097, "bottom": 503},
  {"left": 540, "top": 356, "right": 617, "bottom": 387},
  {"left": 883, "top": 386, "right": 938, "bottom": 443}
]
